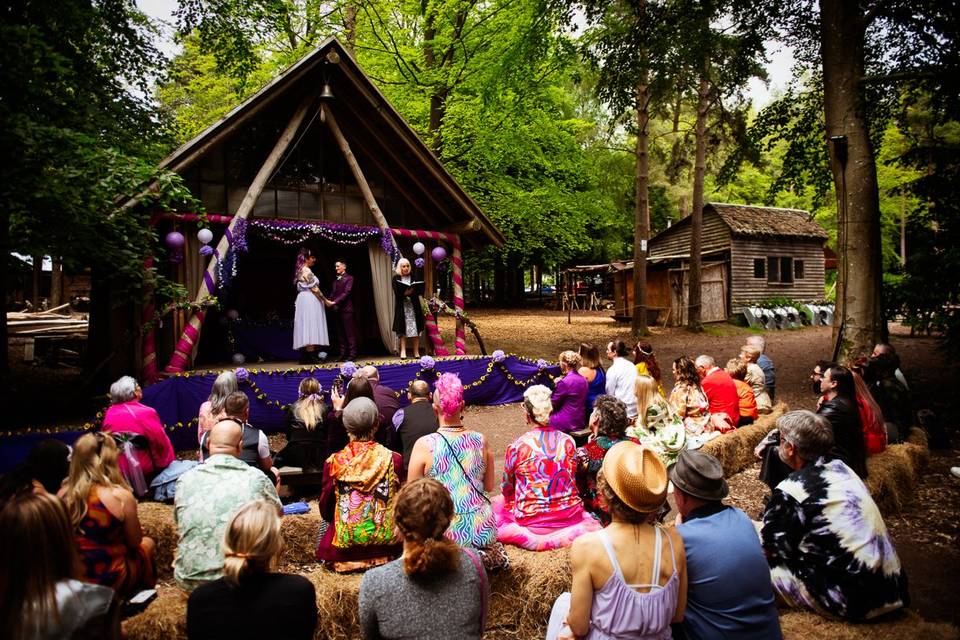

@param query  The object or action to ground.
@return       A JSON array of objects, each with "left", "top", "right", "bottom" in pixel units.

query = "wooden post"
[
  {"left": 31, "top": 254, "right": 43, "bottom": 309},
  {"left": 164, "top": 95, "right": 316, "bottom": 373}
]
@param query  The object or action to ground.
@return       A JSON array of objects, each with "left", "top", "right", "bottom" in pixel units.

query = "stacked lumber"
[{"left": 7, "top": 304, "right": 87, "bottom": 338}]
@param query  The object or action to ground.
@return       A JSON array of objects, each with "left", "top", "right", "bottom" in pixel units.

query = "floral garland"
[
  {"left": 250, "top": 219, "right": 384, "bottom": 247},
  {"left": 427, "top": 296, "right": 476, "bottom": 329}
]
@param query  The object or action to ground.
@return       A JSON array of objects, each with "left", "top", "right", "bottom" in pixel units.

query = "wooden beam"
[
  {"left": 446, "top": 219, "right": 481, "bottom": 234},
  {"left": 164, "top": 94, "right": 317, "bottom": 373},
  {"left": 321, "top": 104, "right": 392, "bottom": 235}
]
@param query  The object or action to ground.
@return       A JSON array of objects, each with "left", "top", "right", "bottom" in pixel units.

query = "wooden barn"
[
  {"left": 128, "top": 36, "right": 503, "bottom": 380},
  {"left": 612, "top": 203, "right": 828, "bottom": 326}
]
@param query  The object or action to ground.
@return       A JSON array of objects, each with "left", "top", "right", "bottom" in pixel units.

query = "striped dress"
[{"left": 422, "top": 431, "right": 497, "bottom": 548}]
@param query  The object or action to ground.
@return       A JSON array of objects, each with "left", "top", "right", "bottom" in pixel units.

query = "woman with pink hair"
[{"left": 407, "top": 373, "right": 508, "bottom": 571}]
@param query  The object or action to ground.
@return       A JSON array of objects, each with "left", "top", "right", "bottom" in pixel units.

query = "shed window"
[
  {"left": 794, "top": 260, "right": 805, "bottom": 280},
  {"left": 767, "top": 256, "right": 794, "bottom": 284},
  {"left": 753, "top": 258, "right": 765, "bottom": 278}
]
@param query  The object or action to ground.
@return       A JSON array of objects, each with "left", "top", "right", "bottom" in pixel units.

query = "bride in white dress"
[{"left": 293, "top": 247, "right": 329, "bottom": 364}]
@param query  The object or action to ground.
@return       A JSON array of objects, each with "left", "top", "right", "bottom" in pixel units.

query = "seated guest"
[
  {"left": 393, "top": 379, "right": 439, "bottom": 469},
  {"left": 187, "top": 500, "right": 317, "bottom": 640},
  {"left": 0, "top": 438, "right": 71, "bottom": 498},
  {"left": 60, "top": 433, "right": 156, "bottom": 596},
  {"left": 872, "top": 342, "right": 909, "bottom": 389},
  {"left": 848, "top": 359, "right": 888, "bottom": 454},
  {"left": 546, "top": 442, "right": 687, "bottom": 640},
  {"left": 633, "top": 340, "right": 665, "bottom": 396},
  {"left": 407, "top": 374, "right": 504, "bottom": 570},
  {"left": 669, "top": 356, "right": 711, "bottom": 435},
  {"left": 550, "top": 350, "right": 589, "bottom": 433},
  {"left": 317, "top": 397, "right": 403, "bottom": 572},
  {"left": 761, "top": 410, "right": 908, "bottom": 621},
  {"left": 605, "top": 340, "right": 638, "bottom": 418},
  {"left": 327, "top": 376, "right": 378, "bottom": 457},
  {"left": 491, "top": 385, "right": 601, "bottom": 551},
  {"left": 275, "top": 377, "right": 328, "bottom": 470},
  {"left": 575, "top": 395, "right": 631, "bottom": 524},
  {"left": 627, "top": 375, "right": 686, "bottom": 467},
  {"left": 359, "top": 365, "right": 402, "bottom": 443},
  {"left": 359, "top": 478, "right": 488, "bottom": 640},
  {"left": 866, "top": 351, "right": 912, "bottom": 444},
  {"left": 725, "top": 358, "right": 759, "bottom": 427},
  {"left": 672, "top": 451, "right": 782, "bottom": 639},
  {"left": 740, "top": 346, "right": 773, "bottom": 414},
  {"left": 817, "top": 365, "right": 868, "bottom": 478},
  {"left": 695, "top": 355, "right": 739, "bottom": 431},
  {"left": 206, "top": 392, "right": 277, "bottom": 483},
  {"left": 197, "top": 370, "right": 238, "bottom": 452},
  {"left": 578, "top": 342, "right": 606, "bottom": 421},
  {"left": 174, "top": 420, "right": 282, "bottom": 591},
  {"left": 747, "top": 335, "right": 776, "bottom": 401},
  {"left": 101, "top": 375, "right": 175, "bottom": 491},
  {"left": 0, "top": 491, "right": 116, "bottom": 640}
]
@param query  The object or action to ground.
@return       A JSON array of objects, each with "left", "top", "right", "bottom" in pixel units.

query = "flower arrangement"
[{"left": 419, "top": 355, "right": 436, "bottom": 370}]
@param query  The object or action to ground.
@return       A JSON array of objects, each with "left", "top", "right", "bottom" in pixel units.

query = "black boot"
[{"left": 298, "top": 350, "right": 310, "bottom": 365}]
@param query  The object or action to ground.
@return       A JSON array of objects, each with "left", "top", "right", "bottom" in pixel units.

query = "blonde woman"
[
  {"left": 187, "top": 501, "right": 317, "bottom": 639},
  {"left": 59, "top": 433, "right": 156, "bottom": 596},
  {"left": 740, "top": 346, "right": 773, "bottom": 414},
  {"left": 275, "top": 377, "right": 328, "bottom": 470},
  {"left": 627, "top": 375, "right": 686, "bottom": 466},
  {"left": 392, "top": 257, "right": 424, "bottom": 359},
  {"left": 550, "top": 350, "right": 589, "bottom": 432}
]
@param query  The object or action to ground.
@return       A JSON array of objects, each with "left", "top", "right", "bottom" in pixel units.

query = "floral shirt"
[
  {"left": 173, "top": 454, "right": 281, "bottom": 591},
  {"left": 626, "top": 397, "right": 686, "bottom": 467},
  {"left": 668, "top": 383, "right": 711, "bottom": 435},
  {"left": 761, "top": 457, "right": 908, "bottom": 621},
  {"left": 575, "top": 435, "right": 628, "bottom": 523},
  {"left": 501, "top": 427, "right": 580, "bottom": 522}
]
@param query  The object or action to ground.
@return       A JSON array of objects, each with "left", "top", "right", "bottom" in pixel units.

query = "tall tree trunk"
[
  {"left": 50, "top": 256, "right": 63, "bottom": 307},
  {"left": 821, "top": 0, "right": 883, "bottom": 358},
  {"left": 688, "top": 70, "right": 710, "bottom": 331},
  {"left": 32, "top": 253, "right": 43, "bottom": 309},
  {"left": 0, "top": 212, "right": 8, "bottom": 373},
  {"left": 343, "top": 3, "right": 358, "bottom": 49},
  {"left": 632, "top": 79, "right": 651, "bottom": 336}
]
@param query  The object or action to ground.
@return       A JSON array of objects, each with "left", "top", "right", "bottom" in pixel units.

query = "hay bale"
[
  {"left": 701, "top": 403, "right": 788, "bottom": 477},
  {"left": 865, "top": 428, "right": 930, "bottom": 514},
  {"left": 303, "top": 569, "right": 364, "bottom": 640},
  {"left": 123, "top": 585, "right": 187, "bottom": 640},
  {"left": 488, "top": 547, "right": 570, "bottom": 639},
  {"left": 780, "top": 609, "right": 959, "bottom": 640},
  {"left": 138, "top": 502, "right": 177, "bottom": 579},
  {"left": 138, "top": 502, "right": 322, "bottom": 580}
]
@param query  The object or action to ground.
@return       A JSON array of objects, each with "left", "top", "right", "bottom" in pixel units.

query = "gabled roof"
[
  {"left": 707, "top": 203, "right": 829, "bottom": 239},
  {"left": 157, "top": 37, "right": 503, "bottom": 247}
]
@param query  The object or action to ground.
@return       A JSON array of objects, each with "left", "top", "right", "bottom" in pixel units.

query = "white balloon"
[
  {"left": 226, "top": 309, "right": 240, "bottom": 320},
  {"left": 232, "top": 353, "right": 246, "bottom": 364},
  {"left": 197, "top": 228, "right": 214, "bottom": 244},
  {"left": 412, "top": 242, "right": 426, "bottom": 255}
]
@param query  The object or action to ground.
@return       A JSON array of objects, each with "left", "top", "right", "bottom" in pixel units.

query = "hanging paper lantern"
[
  {"left": 199, "top": 245, "right": 214, "bottom": 256},
  {"left": 165, "top": 231, "right": 185, "bottom": 249},
  {"left": 412, "top": 242, "right": 426, "bottom": 256},
  {"left": 431, "top": 246, "right": 447, "bottom": 262},
  {"left": 226, "top": 309, "right": 240, "bottom": 321},
  {"left": 414, "top": 257, "right": 425, "bottom": 268},
  {"left": 197, "top": 228, "right": 214, "bottom": 245},
  {"left": 232, "top": 353, "right": 246, "bottom": 365}
]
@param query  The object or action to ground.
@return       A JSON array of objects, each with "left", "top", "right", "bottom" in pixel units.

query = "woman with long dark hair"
[
  {"left": 634, "top": 340, "right": 664, "bottom": 396},
  {"left": 668, "top": 356, "right": 711, "bottom": 435},
  {"left": 293, "top": 247, "right": 329, "bottom": 364}
]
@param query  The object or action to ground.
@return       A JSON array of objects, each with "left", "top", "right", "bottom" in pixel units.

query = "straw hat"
[{"left": 601, "top": 442, "right": 668, "bottom": 513}]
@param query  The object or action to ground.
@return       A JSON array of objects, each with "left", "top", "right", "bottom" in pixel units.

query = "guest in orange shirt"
[{"left": 725, "top": 359, "right": 759, "bottom": 427}]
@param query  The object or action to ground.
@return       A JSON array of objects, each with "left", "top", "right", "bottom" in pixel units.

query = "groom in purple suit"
[{"left": 325, "top": 260, "right": 358, "bottom": 359}]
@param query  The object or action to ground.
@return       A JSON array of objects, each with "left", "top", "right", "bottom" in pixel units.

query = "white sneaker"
[{"left": 951, "top": 467, "right": 960, "bottom": 480}]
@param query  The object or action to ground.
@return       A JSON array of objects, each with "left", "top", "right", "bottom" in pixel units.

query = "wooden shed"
[{"left": 613, "top": 203, "right": 828, "bottom": 326}]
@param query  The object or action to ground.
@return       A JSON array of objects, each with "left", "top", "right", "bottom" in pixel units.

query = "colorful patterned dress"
[
  {"left": 492, "top": 427, "right": 602, "bottom": 551},
  {"left": 575, "top": 435, "right": 629, "bottom": 523},
  {"left": 668, "top": 384, "right": 711, "bottom": 435},
  {"left": 76, "top": 488, "right": 153, "bottom": 596},
  {"left": 421, "top": 430, "right": 498, "bottom": 548},
  {"left": 626, "top": 396, "right": 687, "bottom": 467},
  {"left": 761, "top": 456, "right": 908, "bottom": 621}
]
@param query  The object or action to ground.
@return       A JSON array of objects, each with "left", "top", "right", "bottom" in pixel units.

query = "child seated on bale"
[{"left": 491, "top": 385, "right": 602, "bottom": 551}]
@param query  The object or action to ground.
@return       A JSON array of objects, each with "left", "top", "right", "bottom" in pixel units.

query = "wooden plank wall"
[
  {"left": 730, "top": 237, "right": 825, "bottom": 304},
  {"left": 648, "top": 211, "right": 731, "bottom": 259},
  {"left": 613, "top": 268, "right": 673, "bottom": 322}
]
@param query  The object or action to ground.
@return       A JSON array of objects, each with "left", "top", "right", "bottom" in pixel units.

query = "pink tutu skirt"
[{"left": 491, "top": 495, "right": 602, "bottom": 551}]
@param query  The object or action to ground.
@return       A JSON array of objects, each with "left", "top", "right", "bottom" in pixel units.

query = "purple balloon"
[
  {"left": 431, "top": 246, "right": 447, "bottom": 262},
  {"left": 165, "top": 231, "right": 186, "bottom": 249}
]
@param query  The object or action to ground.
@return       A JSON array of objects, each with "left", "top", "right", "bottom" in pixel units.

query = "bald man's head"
[
  {"left": 209, "top": 420, "right": 243, "bottom": 457},
  {"left": 408, "top": 379, "right": 431, "bottom": 401},
  {"left": 359, "top": 365, "right": 379, "bottom": 382}
]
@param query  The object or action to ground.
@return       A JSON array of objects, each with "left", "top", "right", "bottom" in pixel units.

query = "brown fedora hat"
[
  {"left": 601, "top": 441, "right": 668, "bottom": 513},
  {"left": 668, "top": 450, "right": 728, "bottom": 501}
]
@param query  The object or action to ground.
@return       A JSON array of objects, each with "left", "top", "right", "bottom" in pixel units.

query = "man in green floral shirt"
[{"left": 174, "top": 420, "right": 282, "bottom": 591}]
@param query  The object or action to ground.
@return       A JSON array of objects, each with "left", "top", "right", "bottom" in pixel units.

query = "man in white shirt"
[{"left": 604, "top": 340, "right": 638, "bottom": 417}]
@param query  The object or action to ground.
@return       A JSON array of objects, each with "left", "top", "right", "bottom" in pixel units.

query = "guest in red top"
[
  {"left": 695, "top": 355, "right": 739, "bottom": 430},
  {"left": 101, "top": 376, "right": 175, "bottom": 483},
  {"left": 724, "top": 359, "right": 759, "bottom": 427}
]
